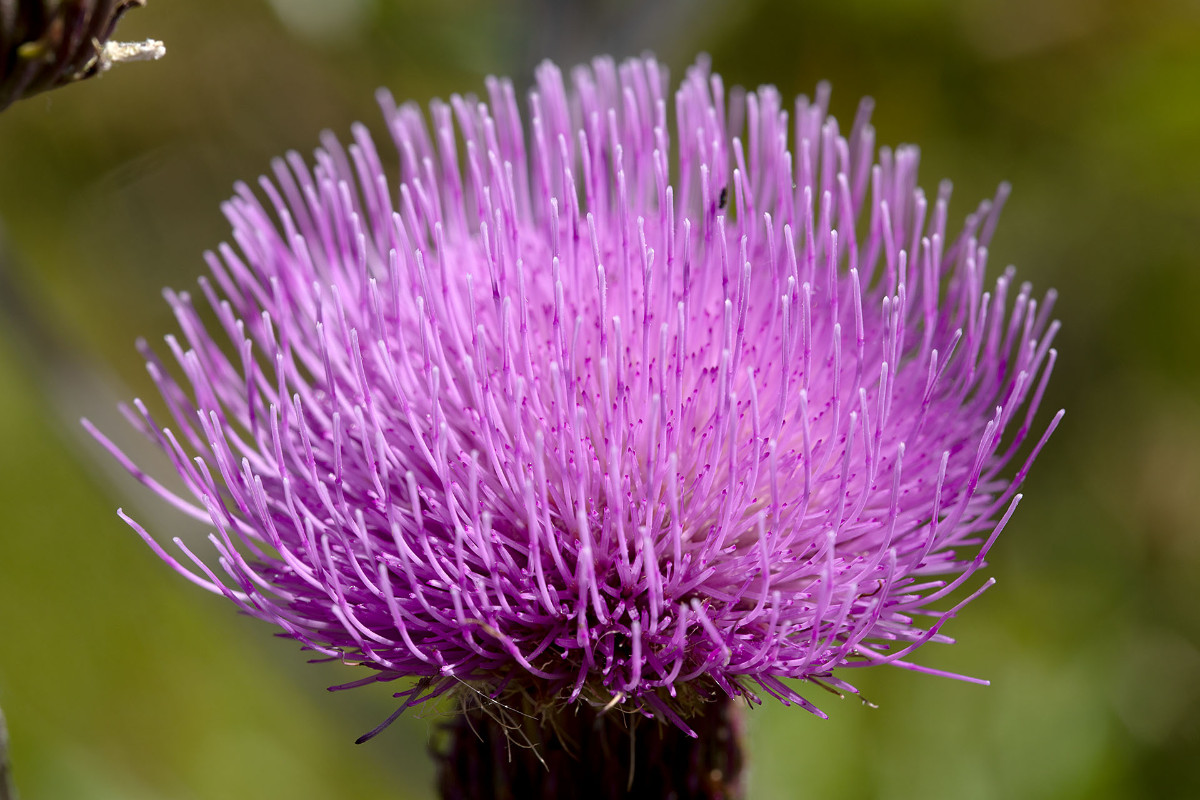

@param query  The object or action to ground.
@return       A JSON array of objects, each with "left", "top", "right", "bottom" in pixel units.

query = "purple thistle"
[{"left": 89, "top": 54, "right": 1061, "bottom": 768}]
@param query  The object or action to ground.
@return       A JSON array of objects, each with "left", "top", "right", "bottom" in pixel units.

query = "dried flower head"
[
  {"left": 90, "top": 55, "right": 1061, "bottom": 737},
  {"left": 0, "top": 0, "right": 162, "bottom": 111}
]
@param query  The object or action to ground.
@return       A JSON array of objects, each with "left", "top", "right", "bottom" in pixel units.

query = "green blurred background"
[{"left": 1, "top": 0, "right": 1197, "bottom": 797}]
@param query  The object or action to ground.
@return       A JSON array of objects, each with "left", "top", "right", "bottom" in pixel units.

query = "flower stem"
[
  {"left": 0, "top": 702, "right": 16, "bottom": 800},
  {"left": 435, "top": 696, "right": 744, "bottom": 800}
]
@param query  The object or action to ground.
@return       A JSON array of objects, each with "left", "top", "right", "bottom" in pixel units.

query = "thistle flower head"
[{"left": 91, "top": 55, "right": 1061, "bottom": 734}]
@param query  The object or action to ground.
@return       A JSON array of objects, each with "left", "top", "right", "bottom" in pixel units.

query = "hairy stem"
[{"left": 435, "top": 697, "right": 744, "bottom": 800}]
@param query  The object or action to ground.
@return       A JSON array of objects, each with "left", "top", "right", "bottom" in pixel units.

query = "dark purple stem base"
[{"left": 435, "top": 697, "right": 744, "bottom": 800}]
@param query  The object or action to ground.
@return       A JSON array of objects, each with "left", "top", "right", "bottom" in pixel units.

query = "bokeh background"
[{"left": 1, "top": 0, "right": 1198, "bottom": 797}]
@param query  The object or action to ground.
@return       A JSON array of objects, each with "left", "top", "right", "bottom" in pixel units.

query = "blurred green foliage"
[{"left": 0, "top": 0, "right": 1197, "bottom": 797}]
